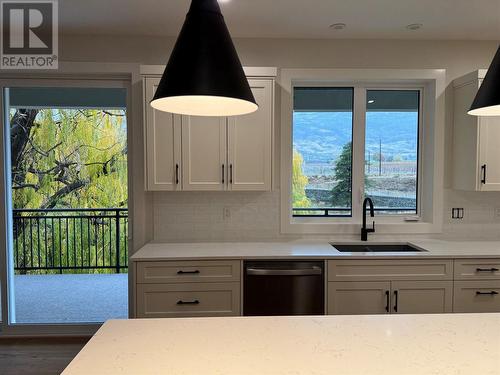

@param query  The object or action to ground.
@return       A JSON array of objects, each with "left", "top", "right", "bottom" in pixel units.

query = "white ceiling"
[{"left": 60, "top": 0, "right": 500, "bottom": 40}]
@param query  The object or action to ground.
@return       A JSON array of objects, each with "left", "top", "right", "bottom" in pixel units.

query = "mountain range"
[{"left": 293, "top": 111, "right": 419, "bottom": 164}]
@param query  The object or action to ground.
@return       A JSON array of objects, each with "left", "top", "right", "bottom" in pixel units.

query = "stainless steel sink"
[{"left": 330, "top": 243, "right": 427, "bottom": 253}]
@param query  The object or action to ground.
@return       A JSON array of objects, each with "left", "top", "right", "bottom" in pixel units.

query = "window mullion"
[{"left": 351, "top": 87, "right": 366, "bottom": 224}]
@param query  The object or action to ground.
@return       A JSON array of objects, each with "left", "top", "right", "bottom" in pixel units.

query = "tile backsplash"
[
  {"left": 443, "top": 189, "right": 500, "bottom": 239},
  {"left": 153, "top": 188, "right": 500, "bottom": 242},
  {"left": 153, "top": 191, "right": 281, "bottom": 242}
]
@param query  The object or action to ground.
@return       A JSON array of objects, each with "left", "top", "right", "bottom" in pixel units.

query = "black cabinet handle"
[
  {"left": 229, "top": 164, "right": 233, "bottom": 184},
  {"left": 177, "top": 300, "right": 200, "bottom": 305},
  {"left": 481, "top": 164, "right": 487, "bottom": 184},
  {"left": 476, "top": 291, "right": 499, "bottom": 296},
  {"left": 393, "top": 290, "right": 399, "bottom": 313},
  {"left": 175, "top": 164, "right": 179, "bottom": 185},
  {"left": 222, "top": 164, "right": 225, "bottom": 184},
  {"left": 385, "top": 290, "right": 390, "bottom": 312},
  {"left": 177, "top": 270, "right": 200, "bottom": 275},
  {"left": 476, "top": 267, "right": 499, "bottom": 272}
]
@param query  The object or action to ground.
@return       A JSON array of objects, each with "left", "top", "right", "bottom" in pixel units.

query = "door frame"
[{"left": 0, "top": 62, "right": 145, "bottom": 336}]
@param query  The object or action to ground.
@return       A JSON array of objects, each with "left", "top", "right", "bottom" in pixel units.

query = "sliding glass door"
[{"left": 0, "top": 79, "right": 130, "bottom": 332}]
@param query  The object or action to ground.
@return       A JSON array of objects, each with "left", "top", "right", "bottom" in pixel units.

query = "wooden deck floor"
[{"left": 0, "top": 337, "right": 89, "bottom": 375}]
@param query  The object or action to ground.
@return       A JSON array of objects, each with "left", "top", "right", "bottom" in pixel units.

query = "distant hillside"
[{"left": 293, "top": 111, "right": 418, "bottom": 164}]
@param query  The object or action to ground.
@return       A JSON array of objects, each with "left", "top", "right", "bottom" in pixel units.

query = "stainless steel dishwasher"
[{"left": 243, "top": 260, "right": 325, "bottom": 316}]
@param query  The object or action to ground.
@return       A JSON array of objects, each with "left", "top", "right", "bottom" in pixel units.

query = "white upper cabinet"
[
  {"left": 453, "top": 70, "right": 500, "bottom": 191},
  {"left": 182, "top": 116, "right": 227, "bottom": 191},
  {"left": 142, "top": 67, "right": 276, "bottom": 192},
  {"left": 144, "top": 77, "right": 182, "bottom": 191},
  {"left": 228, "top": 80, "right": 273, "bottom": 191}
]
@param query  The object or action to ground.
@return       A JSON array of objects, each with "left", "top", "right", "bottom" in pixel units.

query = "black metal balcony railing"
[
  {"left": 292, "top": 207, "right": 417, "bottom": 217},
  {"left": 13, "top": 208, "right": 128, "bottom": 274}
]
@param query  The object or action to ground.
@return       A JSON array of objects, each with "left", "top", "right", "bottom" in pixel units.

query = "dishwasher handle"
[{"left": 246, "top": 266, "right": 322, "bottom": 276}]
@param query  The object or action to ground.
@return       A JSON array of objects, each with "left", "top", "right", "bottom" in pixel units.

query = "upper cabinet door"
[
  {"left": 478, "top": 116, "right": 500, "bottom": 191},
  {"left": 227, "top": 79, "right": 273, "bottom": 191},
  {"left": 182, "top": 116, "right": 227, "bottom": 191},
  {"left": 144, "top": 78, "right": 182, "bottom": 191}
]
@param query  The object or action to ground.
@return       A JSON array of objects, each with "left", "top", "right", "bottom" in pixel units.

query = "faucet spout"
[{"left": 361, "top": 197, "right": 375, "bottom": 241}]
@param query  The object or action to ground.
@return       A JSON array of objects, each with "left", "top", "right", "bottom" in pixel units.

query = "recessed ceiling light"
[
  {"left": 329, "top": 23, "right": 346, "bottom": 30},
  {"left": 406, "top": 23, "right": 423, "bottom": 31},
  {"left": 368, "top": 100, "right": 375, "bottom": 104}
]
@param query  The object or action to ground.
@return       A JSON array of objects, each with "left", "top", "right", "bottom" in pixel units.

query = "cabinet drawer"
[
  {"left": 136, "top": 260, "right": 241, "bottom": 283},
  {"left": 454, "top": 259, "right": 500, "bottom": 280},
  {"left": 453, "top": 281, "right": 500, "bottom": 313},
  {"left": 327, "top": 259, "right": 453, "bottom": 281},
  {"left": 136, "top": 282, "right": 241, "bottom": 318}
]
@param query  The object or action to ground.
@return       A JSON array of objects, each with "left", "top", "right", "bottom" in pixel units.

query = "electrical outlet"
[
  {"left": 451, "top": 208, "right": 464, "bottom": 219},
  {"left": 223, "top": 207, "right": 231, "bottom": 221}
]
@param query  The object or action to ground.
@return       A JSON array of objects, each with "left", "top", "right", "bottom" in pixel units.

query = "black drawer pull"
[
  {"left": 481, "top": 164, "right": 487, "bottom": 184},
  {"left": 177, "top": 270, "right": 200, "bottom": 275},
  {"left": 385, "top": 290, "right": 390, "bottom": 312},
  {"left": 476, "top": 291, "right": 499, "bottom": 296},
  {"left": 476, "top": 268, "right": 499, "bottom": 272},
  {"left": 393, "top": 290, "right": 399, "bottom": 313},
  {"left": 177, "top": 300, "right": 200, "bottom": 305}
]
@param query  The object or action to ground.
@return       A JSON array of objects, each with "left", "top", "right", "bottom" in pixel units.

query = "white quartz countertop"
[
  {"left": 63, "top": 314, "right": 500, "bottom": 375},
  {"left": 131, "top": 239, "right": 500, "bottom": 260}
]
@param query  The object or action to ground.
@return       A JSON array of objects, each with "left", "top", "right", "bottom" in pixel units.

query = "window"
[
  {"left": 292, "top": 87, "right": 354, "bottom": 217},
  {"left": 292, "top": 86, "right": 421, "bottom": 218},
  {"left": 365, "top": 90, "right": 420, "bottom": 215}
]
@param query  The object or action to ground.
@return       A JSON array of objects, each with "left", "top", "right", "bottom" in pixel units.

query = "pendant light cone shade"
[
  {"left": 151, "top": 0, "right": 257, "bottom": 116},
  {"left": 469, "top": 46, "right": 500, "bottom": 116}
]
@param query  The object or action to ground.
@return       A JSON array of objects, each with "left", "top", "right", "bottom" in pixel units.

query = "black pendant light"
[
  {"left": 469, "top": 46, "right": 500, "bottom": 116},
  {"left": 151, "top": 0, "right": 257, "bottom": 117}
]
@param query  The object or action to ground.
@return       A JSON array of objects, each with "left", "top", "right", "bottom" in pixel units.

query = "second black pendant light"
[
  {"left": 151, "top": 0, "right": 257, "bottom": 117},
  {"left": 469, "top": 46, "right": 500, "bottom": 117}
]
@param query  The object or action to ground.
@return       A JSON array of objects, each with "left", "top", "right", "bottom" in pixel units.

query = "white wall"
[{"left": 59, "top": 35, "right": 500, "bottom": 241}]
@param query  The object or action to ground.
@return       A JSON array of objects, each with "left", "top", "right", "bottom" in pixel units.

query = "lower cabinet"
[
  {"left": 328, "top": 282, "right": 390, "bottom": 315},
  {"left": 133, "top": 257, "right": 500, "bottom": 318},
  {"left": 328, "top": 280, "right": 453, "bottom": 315},
  {"left": 453, "top": 280, "right": 500, "bottom": 313},
  {"left": 135, "top": 260, "right": 241, "bottom": 318},
  {"left": 392, "top": 281, "right": 453, "bottom": 314},
  {"left": 136, "top": 282, "right": 241, "bottom": 318}
]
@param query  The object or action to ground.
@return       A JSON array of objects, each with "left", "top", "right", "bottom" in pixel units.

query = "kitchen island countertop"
[{"left": 63, "top": 313, "right": 500, "bottom": 374}]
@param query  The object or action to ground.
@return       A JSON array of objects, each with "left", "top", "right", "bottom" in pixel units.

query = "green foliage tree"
[
  {"left": 292, "top": 149, "right": 311, "bottom": 208},
  {"left": 331, "top": 142, "right": 373, "bottom": 207},
  {"left": 330, "top": 142, "right": 352, "bottom": 207}
]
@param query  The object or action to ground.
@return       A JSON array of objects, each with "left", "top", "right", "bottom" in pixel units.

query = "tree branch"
[
  {"left": 101, "top": 110, "right": 125, "bottom": 117},
  {"left": 42, "top": 179, "right": 89, "bottom": 209}
]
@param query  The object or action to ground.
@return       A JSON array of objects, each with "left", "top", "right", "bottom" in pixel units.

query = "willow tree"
[
  {"left": 11, "top": 108, "right": 127, "bottom": 210},
  {"left": 10, "top": 108, "right": 128, "bottom": 274}
]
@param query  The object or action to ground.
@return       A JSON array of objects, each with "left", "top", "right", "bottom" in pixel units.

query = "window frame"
[
  {"left": 279, "top": 68, "right": 445, "bottom": 235},
  {"left": 0, "top": 64, "right": 136, "bottom": 337},
  {"left": 292, "top": 85, "right": 355, "bottom": 218},
  {"left": 362, "top": 86, "right": 423, "bottom": 219}
]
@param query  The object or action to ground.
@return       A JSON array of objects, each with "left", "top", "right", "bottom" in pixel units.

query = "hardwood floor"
[{"left": 0, "top": 337, "right": 90, "bottom": 375}]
